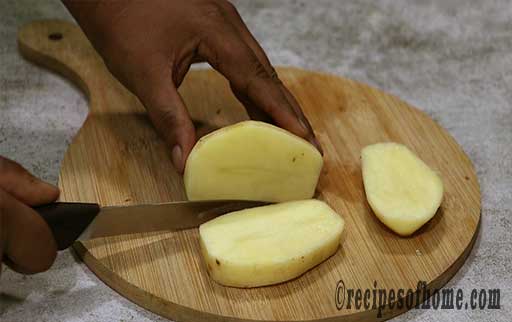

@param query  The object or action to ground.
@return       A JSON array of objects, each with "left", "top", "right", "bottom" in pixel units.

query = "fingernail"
[
  {"left": 171, "top": 145, "right": 183, "bottom": 172},
  {"left": 310, "top": 136, "right": 324, "bottom": 155},
  {"left": 30, "top": 177, "right": 60, "bottom": 204},
  {"left": 37, "top": 178, "right": 58, "bottom": 190},
  {"left": 298, "top": 118, "right": 310, "bottom": 135},
  {"left": 31, "top": 174, "right": 60, "bottom": 193},
  {"left": 42, "top": 182, "right": 61, "bottom": 199}
]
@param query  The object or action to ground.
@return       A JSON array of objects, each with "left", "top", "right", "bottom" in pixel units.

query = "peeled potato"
[
  {"left": 199, "top": 199, "right": 344, "bottom": 288},
  {"left": 361, "top": 142, "right": 443, "bottom": 236},
  {"left": 184, "top": 121, "right": 323, "bottom": 202}
]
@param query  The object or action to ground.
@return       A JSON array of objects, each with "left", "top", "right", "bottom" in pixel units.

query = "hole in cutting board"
[{"left": 48, "top": 32, "right": 63, "bottom": 41}]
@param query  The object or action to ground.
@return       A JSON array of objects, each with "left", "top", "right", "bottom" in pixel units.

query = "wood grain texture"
[{"left": 18, "top": 20, "right": 481, "bottom": 322}]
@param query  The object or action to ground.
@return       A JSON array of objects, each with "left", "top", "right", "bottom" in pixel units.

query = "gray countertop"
[{"left": 0, "top": 1, "right": 510, "bottom": 321}]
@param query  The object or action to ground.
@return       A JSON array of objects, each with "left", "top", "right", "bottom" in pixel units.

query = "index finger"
[
  {"left": 217, "top": 1, "right": 322, "bottom": 153},
  {"left": 197, "top": 23, "right": 309, "bottom": 139},
  {"left": 0, "top": 156, "right": 60, "bottom": 206}
]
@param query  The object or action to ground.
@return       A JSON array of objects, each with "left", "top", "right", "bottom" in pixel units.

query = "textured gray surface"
[{"left": 0, "top": 0, "right": 510, "bottom": 321}]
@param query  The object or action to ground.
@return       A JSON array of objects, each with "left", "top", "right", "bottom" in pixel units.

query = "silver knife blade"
[{"left": 79, "top": 200, "right": 267, "bottom": 240}]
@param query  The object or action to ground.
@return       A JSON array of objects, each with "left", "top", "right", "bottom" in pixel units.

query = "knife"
[{"left": 34, "top": 200, "right": 267, "bottom": 250}]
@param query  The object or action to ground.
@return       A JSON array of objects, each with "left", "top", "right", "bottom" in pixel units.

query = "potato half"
[
  {"left": 199, "top": 199, "right": 344, "bottom": 288},
  {"left": 361, "top": 142, "right": 444, "bottom": 236},
  {"left": 184, "top": 121, "right": 323, "bottom": 202}
]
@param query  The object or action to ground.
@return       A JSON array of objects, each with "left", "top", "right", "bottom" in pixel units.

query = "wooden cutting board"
[{"left": 18, "top": 20, "right": 481, "bottom": 322}]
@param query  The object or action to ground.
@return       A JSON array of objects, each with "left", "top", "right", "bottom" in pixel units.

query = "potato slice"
[
  {"left": 361, "top": 142, "right": 443, "bottom": 236},
  {"left": 184, "top": 121, "right": 323, "bottom": 202},
  {"left": 199, "top": 199, "right": 344, "bottom": 288}
]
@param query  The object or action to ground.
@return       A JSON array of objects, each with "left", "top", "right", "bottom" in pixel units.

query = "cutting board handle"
[{"left": 17, "top": 20, "right": 115, "bottom": 112}]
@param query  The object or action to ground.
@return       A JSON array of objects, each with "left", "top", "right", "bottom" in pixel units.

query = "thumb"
[{"left": 136, "top": 71, "right": 196, "bottom": 174}]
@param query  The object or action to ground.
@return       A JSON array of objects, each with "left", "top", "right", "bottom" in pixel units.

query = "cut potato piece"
[
  {"left": 199, "top": 199, "right": 344, "bottom": 288},
  {"left": 361, "top": 142, "right": 443, "bottom": 236},
  {"left": 184, "top": 121, "right": 323, "bottom": 202}
]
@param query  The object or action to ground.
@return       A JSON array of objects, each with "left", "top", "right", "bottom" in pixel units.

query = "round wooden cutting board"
[{"left": 18, "top": 20, "right": 480, "bottom": 322}]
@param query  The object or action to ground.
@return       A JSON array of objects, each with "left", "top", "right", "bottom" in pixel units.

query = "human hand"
[
  {"left": 0, "top": 156, "right": 59, "bottom": 277},
  {"left": 63, "top": 0, "right": 322, "bottom": 173}
]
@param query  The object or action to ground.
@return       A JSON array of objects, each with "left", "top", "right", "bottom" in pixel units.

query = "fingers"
[
  {"left": 0, "top": 188, "right": 57, "bottom": 274},
  {"left": 134, "top": 62, "right": 196, "bottom": 173},
  {"left": 100, "top": 47, "right": 197, "bottom": 173},
  {"left": 230, "top": 83, "right": 274, "bottom": 123},
  {"left": 196, "top": 18, "right": 310, "bottom": 139},
  {"left": 215, "top": 1, "right": 322, "bottom": 153},
  {"left": 0, "top": 156, "right": 60, "bottom": 206},
  {"left": 217, "top": 1, "right": 274, "bottom": 71},
  {"left": 280, "top": 86, "right": 323, "bottom": 154}
]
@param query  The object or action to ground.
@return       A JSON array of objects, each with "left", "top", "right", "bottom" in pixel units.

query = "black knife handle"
[{"left": 33, "top": 202, "right": 101, "bottom": 250}]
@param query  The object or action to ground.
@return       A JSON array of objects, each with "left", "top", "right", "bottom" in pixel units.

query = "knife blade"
[{"left": 34, "top": 200, "right": 267, "bottom": 250}]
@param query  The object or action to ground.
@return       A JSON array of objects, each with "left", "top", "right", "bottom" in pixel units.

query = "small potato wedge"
[{"left": 361, "top": 142, "right": 444, "bottom": 236}]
